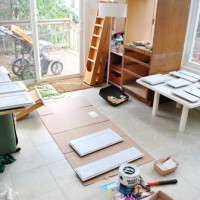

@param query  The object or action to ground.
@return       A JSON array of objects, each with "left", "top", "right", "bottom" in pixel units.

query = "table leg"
[
  {"left": 176, "top": 103, "right": 182, "bottom": 109},
  {"left": 152, "top": 92, "right": 160, "bottom": 116},
  {"left": 179, "top": 106, "right": 189, "bottom": 132}
]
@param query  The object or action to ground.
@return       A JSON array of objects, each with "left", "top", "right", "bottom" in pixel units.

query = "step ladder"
[{"left": 83, "top": 16, "right": 110, "bottom": 86}]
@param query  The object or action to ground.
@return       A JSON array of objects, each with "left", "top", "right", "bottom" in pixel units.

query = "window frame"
[{"left": 182, "top": 0, "right": 200, "bottom": 74}]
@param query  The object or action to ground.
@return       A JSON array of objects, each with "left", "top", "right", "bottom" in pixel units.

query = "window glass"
[
  {"left": 190, "top": 10, "right": 200, "bottom": 64},
  {"left": 182, "top": 0, "right": 200, "bottom": 72}
]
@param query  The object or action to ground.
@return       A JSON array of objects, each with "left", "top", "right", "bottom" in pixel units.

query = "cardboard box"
[
  {"left": 154, "top": 157, "right": 179, "bottom": 176},
  {"left": 149, "top": 191, "right": 174, "bottom": 200}
]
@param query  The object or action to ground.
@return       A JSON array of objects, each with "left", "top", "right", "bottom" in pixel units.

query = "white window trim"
[{"left": 182, "top": 0, "right": 200, "bottom": 75}]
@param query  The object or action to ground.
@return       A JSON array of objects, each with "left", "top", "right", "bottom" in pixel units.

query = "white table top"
[{"left": 137, "top": 75, "right": 200, "bottom": 109}]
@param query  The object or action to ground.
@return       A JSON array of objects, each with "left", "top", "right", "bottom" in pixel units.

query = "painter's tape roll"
[{"left": 118, "top": 163, "right": 140, "bottom": 187}]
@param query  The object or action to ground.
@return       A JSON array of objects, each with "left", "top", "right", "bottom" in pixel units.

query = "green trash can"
[{"left": 0, "top": 114, "right": 17, "bottom": 155}]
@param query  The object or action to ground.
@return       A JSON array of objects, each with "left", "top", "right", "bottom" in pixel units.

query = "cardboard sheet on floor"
[
  {"left": 38, "top": 95, "right": 154, "bottom": 185},
  {"left": 65, "top": 135, "right": 154, "bottom": 185},
  {"left": 53, "top": 121, "right": 127, "bottom": 154},
  {"left": 40, "top": 106, "right": 108, "bottom": 134},
  {"left": 37, "top": 96, "right": 92, "bottom": 116}
]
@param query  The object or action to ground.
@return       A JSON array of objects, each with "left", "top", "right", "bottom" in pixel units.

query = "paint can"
[{"left": 118, "top": 163, "right": 140, "bottom": 195}]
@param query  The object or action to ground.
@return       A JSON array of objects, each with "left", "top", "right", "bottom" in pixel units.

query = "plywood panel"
[
  {"left": 125, "top": 0, "right": 155, "bottom": 43},
  {"left": 70, "top": 128, "right": 123, "bottom": 156},
  {"left": 153, "top": 0, "right": 191, "bottom": 53}
]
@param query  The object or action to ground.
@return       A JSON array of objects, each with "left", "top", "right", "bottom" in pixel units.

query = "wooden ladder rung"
[
  {"left": 97, "top": 16, "right": 104, "bottom": 19},
  {"left": 88, "top": 58, "right": 95, "bottom": 63},
  {"left": 93, "top": 34, "right": 101, "bottom": 38},
  {"left": 95, "top": 24, "right": 103, "bottom": 27},
  {"left": 90, "top": 46, "right": 98, "bottom": 50}
]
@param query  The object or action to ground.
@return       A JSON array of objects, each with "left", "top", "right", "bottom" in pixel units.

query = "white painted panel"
[
  {"left": 172, "top": 90, "right": 199, "bottom": 103},
  {"left": 195, "top": 83, "right": 200, "bottom": 89},
  {"left": 0, "top": 74, "right": 11, "bottom": 83},
  {"left": 179, "top": 70, "right": 200, "bottom": 80},
  {"left": 184, "top": 86, "right": 200, "bottom": 98},
  {"left": 75, "top": 147, "right": 143, "bottom": 181},
  {"left": 0, "top": 66, "right": 9, "bottom": 74},
  {"left": 166, "top": 78, "right": 191, "bottom": 88},
  {"left": 0, "top": 91, "right": 34, "bottom": 110},
  {"left": 0, "top": 81, "right": 27, "bottom": 94},
  {"left": 70, "top": 128, "right": 123, "bottom": 156},
  {"left": 169, "top": 71, "right": 198, "bottom": 82},
  {"left": 141, "top": 74, "right": 171, "bottom": 85}
]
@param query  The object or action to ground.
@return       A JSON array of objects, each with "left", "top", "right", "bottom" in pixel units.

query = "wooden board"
[
  {"left": 166, "top": 78, "right": 191, "bottom": 88},
  {"left": 0, "top": 81, "right": 27, "bottom": 94},
  {"left": 179, "top": 70, "right": 200, "bottom": 80},
  {"left": 74, "top": 147, "right": 143, "bottom": 181},
  {"left": 169, "top": 71, "right": 198, "bottom": 82},
  {"left": 70, "top": 128, "right": 123, "bottom": 156},
  {"left": 0, "top": 91, "right": 34, "bottom": 110},
  {"left": 141, "top": 74, "right": 170, "bottom": 85},
  {"left": 172, "top": 90, "right": 199, "bottom": 103},
  {"left": 0, "top": 74, "right": 10, "bottom": 83},
  {"left": 183, "top": 86, "right": 200, "bottom": 98}
]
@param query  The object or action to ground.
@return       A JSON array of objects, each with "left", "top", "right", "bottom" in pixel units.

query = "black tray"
[{"left": 99, "top": 85, "right": 129, "bottom": 107}]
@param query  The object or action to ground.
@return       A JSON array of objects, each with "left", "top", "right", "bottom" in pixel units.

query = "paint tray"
[{"left": 99, "top": 85, "right": 129, "bottom": 107}]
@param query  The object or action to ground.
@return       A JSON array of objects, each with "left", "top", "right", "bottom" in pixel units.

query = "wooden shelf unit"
[
  {"left": 108, "top": 50, "right": 123, "bottom": 87},
  {"left": 121, "top": 0, "right": 191, "bottom": 105}
]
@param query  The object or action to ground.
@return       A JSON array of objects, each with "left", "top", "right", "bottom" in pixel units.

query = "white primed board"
[
  {"left": 70, "top": 128, "right": 123, "bottom": 156},
  {"left": 169, "top": 71, "right": 198, "bottom": 82},
  {"left": 184, "top": 86, "right": 200, "bottom": 98},
  {"left": 0, "top": 81, "right": 27, "bottom": 94},
  {"left": 179, "top": 70, "right": 200, "bottom": 80},
  {"left": 74, "top": 147, "right": 144, "bottom": 181},
  {"left": 0, "top": 66, "right": 9, "bottom": 74},
  {"left": 141, "top": 74, "right": 171, "bottom": 85},
  {"left": 195, "top": 83, "right": 200, "bottom": 89},
  {"left": 166, "top": 78, "right": 191, "bottom": 88},
  {"left": 172, "top": 90, "right": 199, "bottom": 103},
  {"left": 0, "top": 91, "right": 34, "bottom": 110},
  {"left": 0, "top": 74, "right": 11, "bottom": 83}
]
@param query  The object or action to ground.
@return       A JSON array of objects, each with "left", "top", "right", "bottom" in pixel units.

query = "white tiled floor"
[{"left": 1, "top": 87, "right": 200, "bottom": 199}]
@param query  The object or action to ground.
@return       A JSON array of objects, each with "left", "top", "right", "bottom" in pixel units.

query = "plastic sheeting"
[{"left": 0, "top": 185, "right": 18, "bottom": 200}]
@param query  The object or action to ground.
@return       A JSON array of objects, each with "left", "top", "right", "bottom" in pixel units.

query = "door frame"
[{"left": 25, "top": 0, "right": 85, "bottom": 84}]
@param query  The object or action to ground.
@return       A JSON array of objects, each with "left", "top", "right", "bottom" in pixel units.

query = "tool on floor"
[
  {"left": 118, "top": 163, "right": 140, "bottom": 195},
  {"left": 146, "top": 179, "right": 178, "bottom": 187}
]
